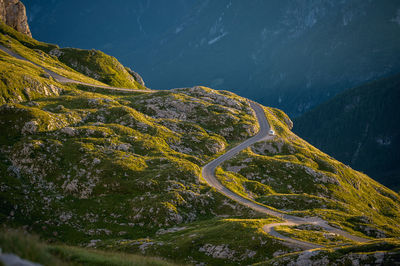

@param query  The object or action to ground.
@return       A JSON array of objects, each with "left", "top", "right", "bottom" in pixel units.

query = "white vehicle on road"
[{"left": 201, "top": 101, "right": 369, "bottom": 248}]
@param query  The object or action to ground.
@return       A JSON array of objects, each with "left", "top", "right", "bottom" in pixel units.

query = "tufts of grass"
[
  {"left": 56, "top": 48, "right": 147, "bottom": 90},
  {"left": 0, "top": 228, "right": 178, "bottom": 266},
  {"left": 0, "top": 228, "right": 63, "bottom": 265},
  {"left": 0, "top": 24, "right": 106, "bottom": 86},
  {"left": 261, "top": 238, "right": 400, "bottom": 265},
  {"left": 218, "top": 105, "right": 400, "bottom": 239},
  {"left": 49, "top": 245, "right": 178, "bottom": 266},
  {"left": 109, "top": 218, "right": 292, "bottom": 265},
  {"left": 0, "top": 49, "right": 66, "bottom": 105},
  {"left": 274, "top": 224, "right": 355, "bottom": 247}
]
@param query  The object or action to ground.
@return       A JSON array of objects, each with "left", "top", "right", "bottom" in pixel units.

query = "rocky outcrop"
[
  {"left": 125, "top": 67, "right": 145, "bottom": 86},
  {"left": 0, "top": 0, "right": 31, "bottom": 36}
]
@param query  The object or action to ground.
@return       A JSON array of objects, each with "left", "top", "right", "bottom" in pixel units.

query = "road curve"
[
  {"left": 201, "top": 101, "right": 370, "bottom": 249},
  {"left": 264, "top": 222, "right": 324, "bottom": 250},
  {"left": 1, "top": 42, "right": 369, "bottom": 249},
  {"left": 0, "top": 44, "right": 152, "bottom": 93}
]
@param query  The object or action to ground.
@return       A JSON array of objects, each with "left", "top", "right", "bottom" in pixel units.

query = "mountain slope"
[
  {"left": 293, "top": 73, "right": 400, "bottom": 191},
  {"left": 0, "top": 21, "right": 400, "bottom": 265},
  {"left": 49, "top": 47, "right": 146, "bottom": 89},
  {"left": 25, "top": 0, "right": 400, "bottom": 116},
  {"left": 218, "top": 106, "right": 400, "bottom": 238},
  {"left": 0, "top": 228, "right": 176, "bottom": 265},
  {"left": 0, "top": 22, "right": 147, "bottom": 103}
]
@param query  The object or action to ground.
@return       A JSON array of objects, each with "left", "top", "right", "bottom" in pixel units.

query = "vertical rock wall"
[{"left": 0, "top": 0, "right": 31, "bottom": 36}]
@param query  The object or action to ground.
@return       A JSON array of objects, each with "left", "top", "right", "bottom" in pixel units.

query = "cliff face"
[{"left": 0, "top": 0, "right": 31, "bottom": 36}]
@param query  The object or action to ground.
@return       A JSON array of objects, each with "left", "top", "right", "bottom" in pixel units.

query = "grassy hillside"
[
  {"left": 0, "top": 228, "right": 176, "bottom": 266},
  {"left": 51, "top": 47, "right": 146, "bottom": 90},
  {"left": 262, "top": 238, "right": 400, "bottom": 265},
  {"left": 218, "top": 107, "right": 400, "bottom": 240},
  {"left": 293, "top": 73, "right": 400, "bottom": 191},
  {"left": 0, "top": 48, "right": 63, "bottom": 104},
  {"left": 0, "top": 23, "right": 107, "bottom": 87},
  {"left": 0, "top": 21, "right": 400, "bottom": 265},
  {"left": 0, "top": 22, "right": 146, "bottom": 91}
]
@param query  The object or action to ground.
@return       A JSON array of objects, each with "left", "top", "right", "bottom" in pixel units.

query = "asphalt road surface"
[
  {"left": 1, "top": 42, "right": 369, "bottom": 249},
  {"left": 0, "top": 44, "right": 151, "bottom": 93},
  {"left": 202, "top": 101, "right": 370, "bottom": 249}
]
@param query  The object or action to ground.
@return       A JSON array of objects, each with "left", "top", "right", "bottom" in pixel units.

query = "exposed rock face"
[
  {"left": 125, "top": 67, "right": 145, "bottom": 86},
  {"left": 0, "top": 0, "right": 31, "bottom": 36}
]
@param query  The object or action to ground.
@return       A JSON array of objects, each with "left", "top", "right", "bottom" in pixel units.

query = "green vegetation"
[
  {"left": 0, "top": 228, "right": 62, "bottom": 265},
  {"left": 262, "top": 238, "right": 400, "bottom": 265},
  {"left": 54, "top": 48, "right": 146, "bottom": 90},
  {"left": 0, "top": 228, "right": 176, "bottom": 265},
  {"left": 0, "top": 58, "right": 264, "bottom": 264},
  {"left": 219, "top": 106, "right": 400, "bottom": 241},
  {"left": 1, "top": 18, "right": 400, "bottom": 265},
  {"left": 0, "top": 21, "right": 147, "bottom": 90},
  {"left": 274, "top": 224, "right": 354, "bottom": 247},
  {"left": 105, "top": 218, "right": 295, "bottom": 265},
  {"left": 0, "top": 31, "right": 104, "bottom": 87},
  {"left": 0, "top": 48, "right": 64, "bottom": 104},
  {"left": 0, "top": 21, "right": 57, "bottom": 53},
  {"left": 0, "top": 84, "right": 259, "bottom": 241}
]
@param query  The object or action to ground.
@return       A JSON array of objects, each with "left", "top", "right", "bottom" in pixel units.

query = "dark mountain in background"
[
  {"left": 25, "top": 0, "right": 400, "bottom": 117},
  {"left": 24, "top": 0, "right": 197, "bottom": 79},
  {"left": 294, "top": 73, "right": 400, "bottom": 191}
]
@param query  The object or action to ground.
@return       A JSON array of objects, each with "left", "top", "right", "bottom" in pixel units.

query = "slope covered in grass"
[
  {"left": 2, "top": 80, "right": 399, "bottom": 263},
  {"left": 108, "top": 218, "right": 296, "bottom": 265},
  {"left": 0, "top": 83, "right": 284, "bottom": 264},
  {"left": 0, "top": 228, "right": 176, "bottom": 266},
  {"left": 50, "top": 47, "right": 147, "bottom": 90},
  {"left": 263, "top": 238, "right": 400, "bottom": 265},
  {"left": 219, "top": 106, "right": 400, "bottom": 240},
  {"left": 1, "top": 17, "right": 400, "bottom": 264},
  {"left": 0, "top": 83, "right": 261, "bottom": 243},
  {"left": 0, "top": 48, "right": 63, "bottom": 104},
  {"left": 0, "top": 21, "right": 147, "bottom": 91},
  {"left": 0, "top": 25, "right": 104, "bottom": 87}
]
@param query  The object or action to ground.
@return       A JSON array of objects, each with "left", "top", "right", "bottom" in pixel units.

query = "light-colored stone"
[
  {"left": 21, "top": 120, "right": 38, "bottom": 134},
  {"left": 0, "top": 0, "right": 31, "bottom": 36}
]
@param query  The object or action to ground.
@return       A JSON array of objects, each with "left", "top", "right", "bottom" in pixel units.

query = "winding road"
[
  {"left": 2, "top": 42, "right": 369, "bottom": 249},
  {"left": 201, "top": 101, "right": 370, "bottom": 249}
]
